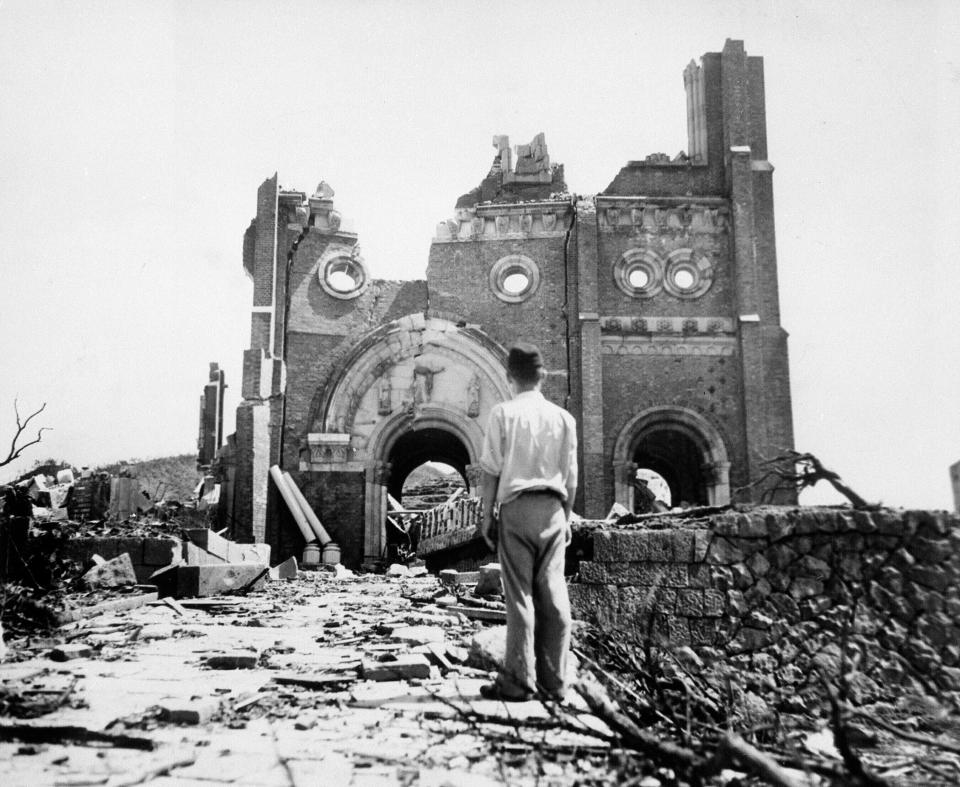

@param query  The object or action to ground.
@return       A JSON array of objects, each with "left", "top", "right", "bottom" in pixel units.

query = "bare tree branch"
[
  {"left": 1, "top": 399, "right": 50, "bottom": 469},
  {"left": 736, "top": 449, "right": 878, "bottom": 509}
]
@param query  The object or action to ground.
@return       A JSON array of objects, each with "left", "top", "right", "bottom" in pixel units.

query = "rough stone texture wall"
[{"left": 569, "top": 507, "right": 960, "bottom": 697}]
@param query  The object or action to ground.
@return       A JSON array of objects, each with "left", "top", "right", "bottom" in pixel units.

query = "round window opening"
[
  {"left": 327, "top": 265, "right": 359, "bottom": 293},
  {"left": 673, "top": 268, "right": 696, "bottom": 290},
  {"left": 490, "top": 255, "right": 540, "bottom": 303},
  {"left": 502, "top": 271, "right": 531, "bottom": 296},
  {"left": 628, "top": 267, "right": 650, "bottom": 289},
  {"left": 318, "top": 251, "right": 368, "bottom": 300}
]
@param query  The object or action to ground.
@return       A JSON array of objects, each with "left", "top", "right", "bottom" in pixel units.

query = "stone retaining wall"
[{"left": 569, "top": 507, "right": 960, "bottom": 697}]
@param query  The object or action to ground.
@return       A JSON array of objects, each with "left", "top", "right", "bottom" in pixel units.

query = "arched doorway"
[
  {"left": 388, "top": 428, "right": 469, "bottom": 503},
  {"left": 613, "top": 406, "right": 731, "bottom": 510}
]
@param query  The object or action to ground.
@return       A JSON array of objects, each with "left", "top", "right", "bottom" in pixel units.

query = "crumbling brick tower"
[{"left": 232, "top": 39, "right": 795, "bottom": 566}]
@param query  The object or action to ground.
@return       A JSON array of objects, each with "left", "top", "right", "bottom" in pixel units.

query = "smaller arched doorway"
[{"left": 613, "top": 406, "right": 731, "bottom": 511}]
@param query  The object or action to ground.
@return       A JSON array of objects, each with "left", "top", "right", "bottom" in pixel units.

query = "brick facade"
[{"left": 231, "top": 40, "right": 796, "bottom": 566}]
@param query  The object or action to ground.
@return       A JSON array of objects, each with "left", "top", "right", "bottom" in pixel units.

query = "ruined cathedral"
[{"left": 228, "top": 40, "right": 795, "bottom": 567}]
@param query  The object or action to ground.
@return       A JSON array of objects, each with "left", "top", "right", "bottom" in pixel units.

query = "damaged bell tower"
[{"left": 230, "top": 39, "right": 795, "bottom": 567}]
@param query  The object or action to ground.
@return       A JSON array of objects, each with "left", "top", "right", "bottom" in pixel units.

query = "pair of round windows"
[
  {"left": 317, "top": 247, "right": 368, "bottom": 300},
  {"left": 614, "top": 248, "right": 713, "bottom": 299}
]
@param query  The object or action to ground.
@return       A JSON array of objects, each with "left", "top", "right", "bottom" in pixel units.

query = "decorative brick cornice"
[
  {"left": 595, "top": 196, "right": 729, "bottom": 236},
  {"left": 434, "top": 199, "right": 573, "bottom": 242},
  {"left": 600, "top": 315, "right": 735, "bottom": 335},
  {"left": 601, "top": 335, "right": 736, "bottom": 357}
]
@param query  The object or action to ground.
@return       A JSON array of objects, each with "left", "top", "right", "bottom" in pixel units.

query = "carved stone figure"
[
  {"left": 467, "top": 374, "right": 481, "bottom": 418},
  {"left": 378, "top": 376, "right": 392, "bottom": 415}
]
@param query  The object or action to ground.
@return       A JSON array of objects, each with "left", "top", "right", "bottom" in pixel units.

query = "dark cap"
[{"left": 507, "top": 342, "right": 544, "bottom": 381}]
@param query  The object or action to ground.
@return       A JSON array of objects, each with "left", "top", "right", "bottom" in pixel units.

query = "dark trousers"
[{"left": 496, "top": 491, "right": 571, "bottom": 696}]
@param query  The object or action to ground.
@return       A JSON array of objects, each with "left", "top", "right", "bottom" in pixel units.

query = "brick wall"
[{"left": 570, "top": 507, "right": 960, "bottom": 694}]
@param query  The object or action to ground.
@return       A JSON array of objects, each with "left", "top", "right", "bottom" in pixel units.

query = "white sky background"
[{"left": 0, "top": 0, "right": 958, "bottom": 510}]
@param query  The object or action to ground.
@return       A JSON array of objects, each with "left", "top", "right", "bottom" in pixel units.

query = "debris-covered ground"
[{"left": 1, "top": 565, "right": 959, "bottom": 786}]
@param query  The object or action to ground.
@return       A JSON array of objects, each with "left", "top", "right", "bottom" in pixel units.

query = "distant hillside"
[{"left": 95, "top": 454, "right": 200, "bottom": 501}]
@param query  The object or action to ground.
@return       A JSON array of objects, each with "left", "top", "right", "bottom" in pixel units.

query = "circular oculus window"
[
  {"left": 663, "top": 248, "right": 714, "bottom": 298},
  {"left": 490, "top": 255, "right": 540, "bottom": 303},
  {"left": 613, "top": 249, "right": 663, "bottom": 298},
  {"left": 318, "top": 250, "right": 368, "bottom": 300}
]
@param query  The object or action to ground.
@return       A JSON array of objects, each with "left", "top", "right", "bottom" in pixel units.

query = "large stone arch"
[
  {"left": 612, "top": 406, "right": 731, "bottom": 509},
  {"left": 300, "top": 314, "right": 509, "bottom": 561}
]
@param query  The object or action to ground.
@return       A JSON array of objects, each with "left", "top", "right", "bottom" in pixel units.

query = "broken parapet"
[
  {"left": 570, "top": 507, "right": 960, "bottom": 698},
  {"left": 454, "top": 133, "right": 566, "bottom": 209}
]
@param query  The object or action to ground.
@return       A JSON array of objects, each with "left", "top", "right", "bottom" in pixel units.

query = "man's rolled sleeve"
[{"left": 479, "top": 406, "right": 504, "bottom": 477}]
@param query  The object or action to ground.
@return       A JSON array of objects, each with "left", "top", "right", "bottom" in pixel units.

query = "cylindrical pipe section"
[
  {"left": 269, "top": 465, "right": 316, "bottom": 545},
  {"left": 282, "top": 471, "right": 332, "bottom": 546}
]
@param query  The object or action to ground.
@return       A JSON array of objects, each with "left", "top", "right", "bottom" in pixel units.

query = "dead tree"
[
  {"left": 739, "top": 450, "right": 878, "bottom": 509},
  {"left": 1, "top": 400, "right": 49, "bottom": 469}
]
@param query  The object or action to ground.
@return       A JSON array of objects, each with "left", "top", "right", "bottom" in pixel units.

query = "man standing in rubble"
[{"left": 478, "top": 342, "right": 578, "bottom": 702}]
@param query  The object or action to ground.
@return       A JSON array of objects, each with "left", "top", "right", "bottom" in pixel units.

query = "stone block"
[
  {"left": 204, "top": 650, "right": 259, "bottom": 669},
  {"left": 594, "top": 530, "right": 673, "bottom": 562},
  {"left": 667, "top": 616, "right": 692, "bottom": 647},
  {"left": 619, "top": 585, "right": 664, "bottom": 615},
  {"left": 49, "top": 643, "right": 93, "bottom": 661},
  {"left": 797, "top": 555, "right": 831, "bottom": 580},
  {"left": 766, "top": 513, "right": 794, "bottom": 542},
  {"left": 814, "top": 511, "right": 839, "bottom": 533},
  {"left": 907, "top": 565, "right": 950, "bottom": 593},
  {"left": 439, "top": 569, "right": 479, "bottom": 585},
  {"left": 851, "top": 510, "right": 877, "bottom": 533},
  {"left": 707, "top": 538, "right": 744, "bottom": 565},
  {"left": 143, "top": 537, "right": 181, "bottom": 566},
  {"left": 475, "top": 563, "right": 502, "bottom": 596},
  {"left": 185, "top": 528, "right": 232, "bottom": 560},
  {"left": 907, "top": 536, "right": 953, "bottom": 565},
  {"left": 793, "top": 536, "right": 813, "bottom": 555},
  {"left": 672, "top": 530, "right": 696, "bottom": 561},
  {"left": 687, "top": 563, "right": 713, "bottom": 588},
  {"left": 711, "top": 513, "right": 740, "bottom": 536},
  {"left": 878, "top": 565, "right": 904, "bottom": 595},
  {"left": 568, "top": 583, "right": 619, "bottom": 623},
  {"left": 83, "top": 552, "right": 137, "bottom": 590},
  {"left": 230, "top": 542, "right": 271, "bottom": 564},
  {"left": 269, "top": 556, "right": 298, "bottom": 581},
  {"left": 731, "top": 562, "right": 753, "bottom": 589},
  {"left": 768, "top": 543, "right": 799, "bottom": 570},
  {"left": 688, "top": 618, "right": 720, "bottom": 646},
  {"left": 768, "top": 592, "right": 799, "bottom": 619},
  {"left": 114, "top": 537, "right": 145, "bottom": 565},
  {"left": 913, "top": 510, "right": 949, "bottom": 537},
  {"left": 794, "top": 512, "right": 819, "bottom": 535},
  {"left": 737, "top": 514, "right": 768, "bottom": 538},
  {"left": 788, "top": 577, "right": 823, "bottom": 600},
  {"left": 176, "top": 562, "right": 268, "bottom": 598},
  {"left": 703, "top": 589, "right": 725, "bottom": 617},
  {"left": 676, "top": 589, "right": 704, "bottom": 616},
  {"left": 873, "top": 511, "right": 903, "bottom": 535},
  {"left": 579, "top": 561, "right": 687, "bottom": 587},
  {"left": 182, "top": 542, "right": 228, "bottom": 566},
  {"left": 362, "top": 654, "right": 432, "bottom": 681},
  {"left": 692, "top": 529, "right": 711, "bottom": 561},
  {"left": 160, "top": 699, "right": 219, "bottom": 725},
  {"left": 747, "top": 553, "right": 770, "bottom": 577}
]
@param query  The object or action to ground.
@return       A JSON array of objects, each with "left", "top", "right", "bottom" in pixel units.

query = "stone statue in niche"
[
  {"left": 378, "top": 376, "right": 392, "bottom": 415},
  {"left": 467, "top": 374, "right": 481, "bottom": 418},
  {"left": 412, "top": 358, "right": 446, "bottom": 404}
]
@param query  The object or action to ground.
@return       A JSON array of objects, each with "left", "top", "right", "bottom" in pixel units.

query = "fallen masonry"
[{"left": 0, "top": 504, "right": 959, "bottom": 784}]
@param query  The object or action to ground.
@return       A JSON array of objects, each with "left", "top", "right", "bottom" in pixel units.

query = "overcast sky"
[{"left": 1, "top": 1, "right": 958, "bottom": 510}]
